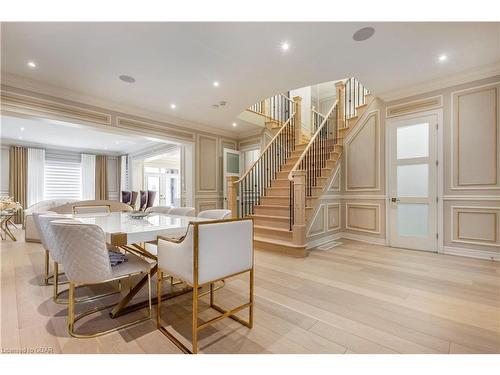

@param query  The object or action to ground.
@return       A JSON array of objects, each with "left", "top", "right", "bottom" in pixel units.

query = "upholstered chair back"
[
  {"left": 131, "top": 191, "right": 138, "bottom": 207},
  {"left": 168, "top": 207, "right": 196, "bottom": 217},
  {"left": 32, "top": 211, "right": 57, "bottom": 250},
  {"left": 145, "top": 206, "right": 172, "bottom": 214},
  {"left": 73, "top": 205, "right": 111, "bottom": 215},
  {"left": 139, "top": 191, "right": 148, "bottom": 210},
  {"left": 157, "top": 219, "right": 253, "bottom": 285},
  {"left": 35, "top": 214, "right": 73, "bottom": 263},
  {"left": 197, "top": 209, "right": 231, "bottom": 220},
  {"left": 146, "top": 190, "right": 156, "bottom": 208},
  {"left": 51, "top": 221, "right": 113, "bottom": 284},
  {"left": 121, "top": 191, "right": 132, "bottom": 204}
]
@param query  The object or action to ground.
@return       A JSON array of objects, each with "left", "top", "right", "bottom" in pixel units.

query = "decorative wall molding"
[
  {"left": 196, "top": 134, "right": 219, "bottom": 194},
  {"left": 443, "top": 195, "right": 500, "bottom": 201},
  {"left": 450, "top": 205, "right": 500, "bottom": 248},
  {"left": 386, "top": 95, "right": 443, "bottom": 118},
  {"left": 326, "top": 203, "right": 341, "bottom": 232},
  {"left": 1, "top": 89, "right": 112, "bottom": 126},
  {"left": 327, "top": 164, "right": 341, "bottom": 192},
  {"left": 344, "top": 110, "right": 381, "bottom": 192},
  {"left": 320, "top": 194, "right": 386, "bottom": 200},
  {"left": 116, "top": 116, "right": 195, "bottom": 142},
  {"left": 345, "top": 203, "right": 381, "bottom": 234},
  {"left": 443, "top": 246, "right": 499, "bottom": 261},
  {"left": 450, "top": 81, "right": 500, "bottom": 190},
  {"left": 307, "top": 204, "right": 326, "bottom": 237}
]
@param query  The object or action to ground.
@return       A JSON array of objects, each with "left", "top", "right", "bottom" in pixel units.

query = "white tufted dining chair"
[
  {"left": 50, "top": 220, "right": 152, "bottom": 338},
  {"left": 167, "top": 207, "right": 195, "bottom": 217},
  {"left": 145, "top": 206, "right": 173, "bottom": 214},
  {"left": 32, "top": 211, "right": 59, "bottom": 285},
  {"left": 156, "top": 217, "right": 254, "bottom": 353},
  {"left": 197, "top": 209, "right": 232, "bottom": 220}
]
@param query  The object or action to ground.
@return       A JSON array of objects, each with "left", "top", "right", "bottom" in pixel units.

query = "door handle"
[{"left": 391, "top": 197, "right": 400, "bottom": 203}]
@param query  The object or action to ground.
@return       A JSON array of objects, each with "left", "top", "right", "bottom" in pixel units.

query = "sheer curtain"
[
  {"left": 81, "top": 154, "right": 96, "bottom": 200},
  {"left": 9, "top": 146, "right": 27, "bottom": 224},
  {"left": 27, "top": 147, "right": 45, "bottom": 207}
]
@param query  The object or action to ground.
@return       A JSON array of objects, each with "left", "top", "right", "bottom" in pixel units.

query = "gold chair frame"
[
  {"left": 67, "top": 269, "right": 152, "bottom": 338},
  {"left": 156, "top": 218, "right": 254, "bottom": 354}
]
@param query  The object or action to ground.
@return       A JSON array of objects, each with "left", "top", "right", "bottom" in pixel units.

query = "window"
[{"left": 44, "top": 159, "right": 82, "bottom": 200}]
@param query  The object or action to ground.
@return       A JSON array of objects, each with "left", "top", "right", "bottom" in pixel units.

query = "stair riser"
[
  {"left": 271, "top": 179, "right": 291, "bottom": 188},
  {"left": 261, "top": 196, "right": 315, "bottom": 206},
  {"left": 254, "top": 206, "right": 290, "bottom": 217},
  {"left": 253, "top": 217, "right": 290, "bottom": 229},
  {"left": 253, "top": 239, "right": 306, "bottom": 258},
  {"left": 265, "top": 188, "right": 290, "bottom": 197},
  {"left": 254, "top": 227, "right": 292, "bottom": 241}
]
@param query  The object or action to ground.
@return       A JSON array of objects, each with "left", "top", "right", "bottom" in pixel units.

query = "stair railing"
[
  {"left": 247, "top": 92, "right": 293, "bottom": 124},
  {"left": 236, "top": 102, "right": 298, "bottom": 218},
  {"left": 344, "top": 77, "right": 369, "bottom": 121}
]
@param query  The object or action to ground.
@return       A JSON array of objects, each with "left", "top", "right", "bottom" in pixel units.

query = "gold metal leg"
[
  {"left": 68, "top": 282, "right": 75, "bottom": 334},
  {"left": 192, "top": 281, "right": 199, "bottom": 354},
  {"left": 44, "top": 250, "right": 50, "bottom": 285}
]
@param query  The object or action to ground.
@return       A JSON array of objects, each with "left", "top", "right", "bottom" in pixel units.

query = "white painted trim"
[
  {"left": 450, "top": 205, "right": 500, "bottom": 248},
  {"left": 449, "top": 81, "right": 500, "bottom": 190},
  {"left": 307, "top": 203, "right": 326, "bottom": 237},
  {"left": 443, "top": 246, "right": 499, "bottom": 261},
  {"left": 326, "top": 203, "right": 341, "bottom": 232},
  {"left": 345, "top": 202, "right": 381, "bottom": 234},
  {"left": 443, "top": 195, "right": 500, "bottom": 201},
  {"left": 318, "top": 194, "right": 386, "bottom": 200},
  {"left": 307, "top": 233, "right": 342, "bottom": 249},
  {"left": 326, "top": 163, "right": 341, "bottom": 192},
  {"left": 385, "top": 95, "right": 443, "bottom": 118},
  {"left": 339, "top": 232, "right": 386, "bottom": 246},
  {"left": 378, "top": 61, "right": 500, "bottom": 102}
]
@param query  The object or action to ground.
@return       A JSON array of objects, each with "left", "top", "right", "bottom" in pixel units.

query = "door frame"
[{"left": 385, "top": 108, "right": 443, "bottom": 253}]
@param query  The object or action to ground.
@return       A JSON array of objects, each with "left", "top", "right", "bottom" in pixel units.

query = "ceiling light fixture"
[
  {"left": 119, "top": 75, "right": 136, "bottom": 83},
  {"left": 213, "top": 81, "right": 220, "bottom": 87},
  {"left": 281, "top": 42, "right": 290, "bottom": 51},
  {"left": 438, "top": 54, "right": 448, "bottom": 62},
  {"left": 170, "top": 103, "right": 177, "bottom": 109},
  {"left": 352, "top": 27, "right": 375, "bottom": 42},
  {"left": 232, "top": 122, "right": 237, "bottom": 127},
  {"left": 20, "top": 127, "right": 25, "bottom": 131},
  {"left": 18, "top": 136, "right": 23, "bottom": 140},
  {"left": 27, "top": 61, "right": 37, "bottom": 68}
]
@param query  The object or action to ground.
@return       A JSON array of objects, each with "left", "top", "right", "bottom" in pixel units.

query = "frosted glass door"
[
  {"left": 389, "top": 115, "right": 437, "bottom": 252},
  {"left": 223, "top": 148, "right": 242, "bottom": 209}
]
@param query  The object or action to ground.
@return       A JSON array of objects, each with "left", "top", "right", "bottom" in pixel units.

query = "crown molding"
[
  {"left": 377, "top": 61, "right": 500, "bottom": 102},
  {"left": 0, "top": 73, "right": 243, "bottom": 139}
]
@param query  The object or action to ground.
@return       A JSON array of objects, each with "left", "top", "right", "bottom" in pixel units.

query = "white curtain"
[
  {"left": 27, "top": 148, "right": 45, "bottom": 207},
  {"left": 81, "top": 154, "right": 96, "bottom": 200},
  {"left": 120, "top": 155, "right": 129, "bottom": 192}
]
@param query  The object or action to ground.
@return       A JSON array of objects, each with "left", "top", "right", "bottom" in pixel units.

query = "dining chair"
[
  {"left": 146, "top": 190, "right": 157, "bottom": 209},
  {"left": 197, "top": 209, "right": 232, "bottom": 220},
  {"left": 156, "top": 218, "right": 254, "bottom": 354},
  {"left": 51, "top": 220, "right": 152, "bottom": 338},
  {"left": 168, "top": 207, "right": 195, "bottom": 217},
  {"left": 145, "top": 206, "right": 172, "bottom": 214},
  {"left": 121, "top": 190, "right": 132, "bottom": 204},
  {"left": 139, "top": 191, "right": 148, "bottom": 211},
  {"left": 72, "top": 204, "right": 111, "bottom": 215},
  {"left": 32, "top": 211, "right": 62, "bottom": 286}
]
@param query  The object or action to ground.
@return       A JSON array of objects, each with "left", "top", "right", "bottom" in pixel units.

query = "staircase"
[{"left": 233, "top": 78, "right": 372, "bottom": 257}]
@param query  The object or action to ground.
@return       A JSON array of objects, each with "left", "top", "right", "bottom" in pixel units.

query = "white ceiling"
[
  {"left": 2, "top": 22, "right": 499, "bottom": 135},
  {"left": 0, "top": 115, "right": 166, "bottom": 154}
]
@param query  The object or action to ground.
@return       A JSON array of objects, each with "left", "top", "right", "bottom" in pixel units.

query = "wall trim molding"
[
  {"left": 386, "top": 95, "right": 443, "bottom": 118},
  {"left": 345, "top": 203, "right": 381, "bottom": 234},
  {"left": 319, "top": 194, "right": 386, "bottom": 200},
  {"left": 443, "top": 246, "right": 499, "bottom": 261},
  {"left": 450, "top": 205, "right": 500, "bottom": 248},
  {"left": 378, "top": 61, "right": 500, "bottom": 101},
  {"left": 443, "top": 195, "right": 500, "bottom": 201}
]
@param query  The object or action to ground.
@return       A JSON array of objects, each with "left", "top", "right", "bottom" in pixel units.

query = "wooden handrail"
[
  {"left": 236, "top": 109, "right": 296, "bottom": 184},
  {"left": 287, "top": 99, "right": 338, "bottom": 182}
]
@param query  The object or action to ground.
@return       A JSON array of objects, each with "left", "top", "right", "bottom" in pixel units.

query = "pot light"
[
  {"left": 20, "top": 127, "right": 25, "bottom": 131},
  {"left": 213, "top": 81, "right": 220, "bottom": 87},
  {"left": 353, "top": 27, "right": 375, "bottom": 42},
  {"left": 281, "top": 42, "right": 290, "bottom": 51},
  {"left": 27, "top": 61, "right": 37, "bottom": 68},
  {"left": 18, "top": 136, "right": 23, "bottom": 140},
  {"left": 438, "top": 54, "right": 448, "bottom": 62},
  {"left": 119, "top": 75, "right": 136, "bottom": 83},
  {"left": 232, "top": 122, "right": 237, "bottom": 127},
  {"left": 170, "top": 103, "right": 177, "bottom": 109}
]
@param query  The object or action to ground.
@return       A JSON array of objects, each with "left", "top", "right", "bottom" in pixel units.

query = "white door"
[
  {"left": 389, "top": 114, "right": 438, "bottom": 251},
  {"left": 223, "top": 148, "right": 241, "bottom": 209},
  {"left": 144, "top": 173, "right": 163, "bottom": 206}
]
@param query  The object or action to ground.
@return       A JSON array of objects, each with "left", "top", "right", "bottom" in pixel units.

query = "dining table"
[{"left": 62, "top": 211, "right": 211, "bottom": 318}]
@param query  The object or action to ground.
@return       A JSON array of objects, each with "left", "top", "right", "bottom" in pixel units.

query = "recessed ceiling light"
[
  {"left": 281, "top": 42, "right": 290, "bottom": 51},
  {"left": 104, "top": 146, "right": 108, "bottom": 150},
  {"left": 119, "top": 75, "right": 136, "bottom": 83},
  {"left": 170, "top": 103, "right": 177, "bottom": 109},
  {"left": 27, "top": 61, "right": 37, "bottom": 68},
  {"left": 18, "top": 136, "right": 23, "bottom": 140},
  {"left": 352, "top": 27, "right": 375, "bottom": 42},
  {"left": 232, "top": 122, "right": 237, "bottom": 127},
  {"left": 213, "top": 81, "right": 220, "bottom": 87},
  {"left": 438, "top": 54, "right": 448, "bottom": 62},
  {"left": 20, "top": 127, "right": 25, "bottom": 131}
]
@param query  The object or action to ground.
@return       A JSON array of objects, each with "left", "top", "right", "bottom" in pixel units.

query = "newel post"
[
  {"left": 335, "top": 81, "right": 345, "bottom": 129},
  {"left": 292, "top": 170, "right": 306, "bottom": 246},
  {"left": 226, "top": 176, "right": 238, "bottom": 218},
  {"left": 293, "top": 96, "right": 302, "bottom": 145}
]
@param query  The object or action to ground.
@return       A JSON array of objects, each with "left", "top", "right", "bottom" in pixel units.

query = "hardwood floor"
[{"left": 1, "top": 228, "right": 499, "bottom": 354}]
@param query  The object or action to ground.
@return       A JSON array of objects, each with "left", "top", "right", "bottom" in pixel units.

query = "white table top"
[{"left": 62, "top": 211, "right": 206, "bottom": 245}]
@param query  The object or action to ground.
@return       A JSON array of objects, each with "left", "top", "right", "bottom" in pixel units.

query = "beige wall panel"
[
  {"left": 346, "top": 203, "right": 380, "bottom": 234},
  {"left": 197, "top": 134, "right": 218, "bottom": 193},
  {"left": 457, "top": 211, "right": 497, "bottom": 243},
  {"left": 346, "top": 113, "right": 378, "bottom": 190},
  {"left": 455, "top": 87, "right": 498, "bottom": 186},
  {"left": 327, "top": 164, "right": 341, "bottom": 192},
  {"left": 327, "top": 203, "right": 341, "bottom": 231},
  {"left": 196, "top": 199, "right": 218, "bottom": 213},
  {"left": 308, "top": 205, "right": 326, "bottom": 236}
]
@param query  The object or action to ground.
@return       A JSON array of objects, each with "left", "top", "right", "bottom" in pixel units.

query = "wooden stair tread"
[
  {"left": 254, "top": 236, "right": 303, "bottom": 248},
  {"left": 250, "top": 214, "right": 289, "bottom": 221},
  {"left": 254, "top": 225, "right": 291, "bottom": 233}
]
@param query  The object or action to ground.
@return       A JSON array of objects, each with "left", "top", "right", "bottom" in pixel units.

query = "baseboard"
[
  {"left": 307, "top": 233, "right": 342, "bottom": 249},
  {"left": 443, "top": 246, "right": 499, "bottom": 261},
  {"left": 339, "top": 232, "right": 387, "bottom": 246}
]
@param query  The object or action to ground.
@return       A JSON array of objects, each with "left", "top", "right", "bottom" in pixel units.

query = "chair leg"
[
  {"left": 156, "top": 270, "right": 163, "bottom": 328},
  {"left": 209, "top": 283, "right": 214, "bottom": 307},
  {"left": 249, "top": 268, "right": 254, "bottom": 329},
  {"left": 192, "top": 282, "right": 199, "bottom": 354},
  {"left": 53, "top": 262, "right": 59, "bottom": 302},
  {"left": 68, "top": 282, "right": 75, "bottom": 334},
  {"left": 44, "top": 250, "right": 50, "bottom": 285}
]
